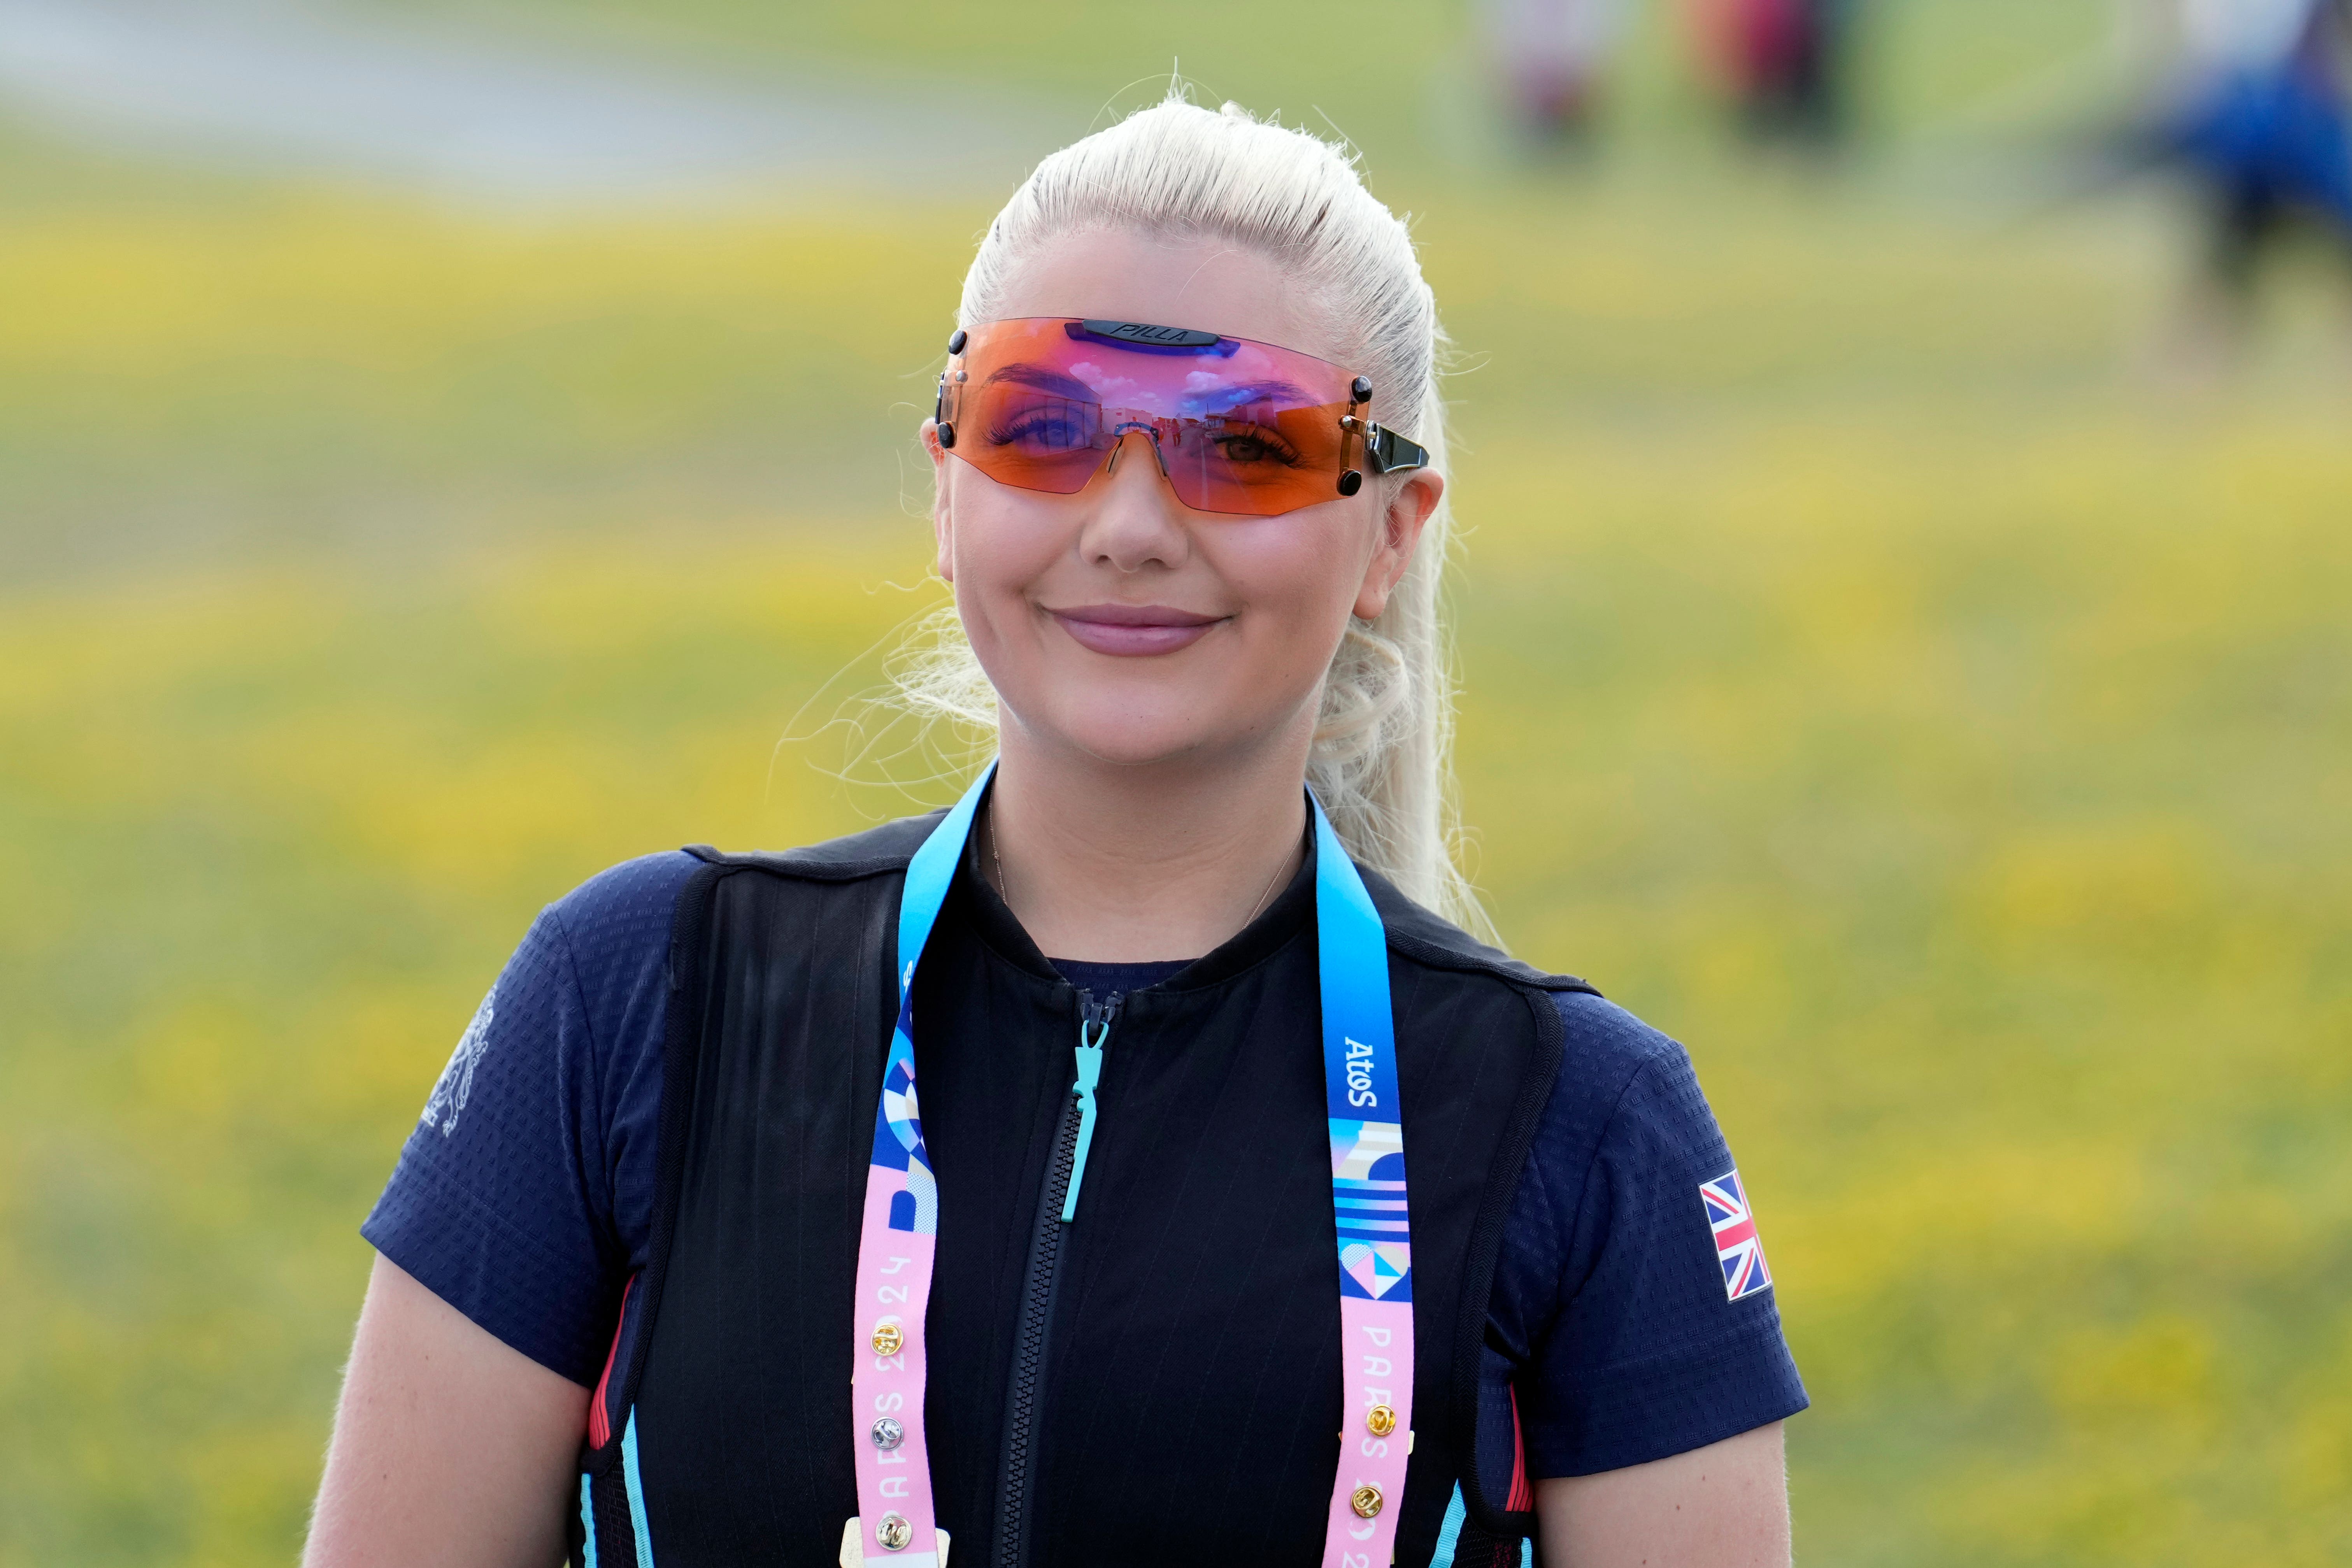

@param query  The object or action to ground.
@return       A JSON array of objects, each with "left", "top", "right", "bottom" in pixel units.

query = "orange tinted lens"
[
  {"left": 938, "top": 319, "right": 1361, "bottom": 517},
  {"left": 956, "top": 371, "right": 1107, "bottom": 496},
  {"left": 1157, "top": 399, "right": 1351, "bottom": 516}
]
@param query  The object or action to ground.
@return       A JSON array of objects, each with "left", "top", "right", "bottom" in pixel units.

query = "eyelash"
[
  {"left": 1209, "top": 424, "right": 1303, "bottom": 465},
  {"left": 989, "top": 412, "right": 1094, "bottom": 447},
  {"left": 983, "top": 409, "right": 1303, "bottom": 467}
]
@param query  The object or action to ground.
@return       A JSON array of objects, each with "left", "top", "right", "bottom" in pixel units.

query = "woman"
[{"left": 306, "top": 100, "right": 1805, "bottom": 1568}]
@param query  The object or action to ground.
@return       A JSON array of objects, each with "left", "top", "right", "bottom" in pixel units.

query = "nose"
[{"left": 1079, "top": 428, "right": 1192, "bottom": 573}]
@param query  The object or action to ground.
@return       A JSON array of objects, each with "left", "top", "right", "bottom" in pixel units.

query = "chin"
[{"left": 1027, "top": 694, "right": 1263, "bottom": 772}]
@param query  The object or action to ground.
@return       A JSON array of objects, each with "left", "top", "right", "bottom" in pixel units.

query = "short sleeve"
[
  {"left": 361, "top": 852, "right": 691, "bottom": 1386},
  {"left": 1486, "top": 992, "right": 1807, "bottom": 1479}
]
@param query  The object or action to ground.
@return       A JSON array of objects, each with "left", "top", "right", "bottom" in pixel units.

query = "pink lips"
[{"left": 1048, "top": 602, "right": 1226, "bottom": 656}]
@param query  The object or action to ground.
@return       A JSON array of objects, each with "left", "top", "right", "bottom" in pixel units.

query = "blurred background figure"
[
  {"left": 1684, "top": 0, "right": 1861, "bottom": 149},
  {"left": 1480, "top": 0, "right": 1630, "bottom": 146},
  {"left": 2147, "top": 0, "right": 2352, "bottom": 322}
]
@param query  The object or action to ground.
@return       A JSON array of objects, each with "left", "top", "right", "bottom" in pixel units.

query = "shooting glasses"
[{"left": 933, "top": 318, "right": 1429, "bottom": 518}]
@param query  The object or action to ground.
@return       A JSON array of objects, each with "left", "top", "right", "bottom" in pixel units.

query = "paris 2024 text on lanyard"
[{"left": 847, "top": 763, "right": 1416, "bottom": 1568}]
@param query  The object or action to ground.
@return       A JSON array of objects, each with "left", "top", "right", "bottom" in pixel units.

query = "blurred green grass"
[{"left": 4, "top": 3, "right": 2352, "bottom": 1563}]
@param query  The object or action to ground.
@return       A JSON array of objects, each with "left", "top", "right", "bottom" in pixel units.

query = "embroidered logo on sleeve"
[
  {"left": 1700, "top": 1170, "right": 1773, "bottom": 1301},
  {"left": 420, "top": 984, "right": 495, "bottom": 1138}
]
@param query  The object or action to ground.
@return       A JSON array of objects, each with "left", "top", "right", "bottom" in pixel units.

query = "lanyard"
[{"left": 847, "top": 763, "right": 1415, "bottom": 1568}]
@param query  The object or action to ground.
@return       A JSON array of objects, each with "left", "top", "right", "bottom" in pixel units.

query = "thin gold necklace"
[{"left": 988, "top": 806, "right": 1299, "bottom": 940}]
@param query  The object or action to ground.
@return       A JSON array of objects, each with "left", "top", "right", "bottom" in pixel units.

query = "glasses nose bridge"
[{"left": 1100, "top": 421, "right": 1171, "bottom": 480}]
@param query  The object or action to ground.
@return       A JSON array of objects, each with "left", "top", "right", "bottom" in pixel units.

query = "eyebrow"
[
  {"left": 1183, "top": 378, "right": 1324, "bottom": 417},
  {"left": 983, "top": 363, "right": 1100, "bottom": 402},
  {"left": 1193, "top": 378, "right": 1317, "bottom": 405}
]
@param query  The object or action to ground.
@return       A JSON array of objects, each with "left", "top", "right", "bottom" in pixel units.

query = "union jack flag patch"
[{"left": 1700, "top": 1170, "right": 1773, "bottom": 1302}]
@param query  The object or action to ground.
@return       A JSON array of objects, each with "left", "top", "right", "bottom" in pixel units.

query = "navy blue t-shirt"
[{"left": 365, "top": 852, "right": 1805, "bottom": 1485}]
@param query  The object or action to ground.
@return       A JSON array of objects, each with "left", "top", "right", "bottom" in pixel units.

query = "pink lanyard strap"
[{"left": 847, "top": 767, "right": 1414, "bottom": 1566}]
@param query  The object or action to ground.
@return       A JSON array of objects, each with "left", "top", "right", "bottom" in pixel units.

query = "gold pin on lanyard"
[{"left": 840, "top": 1520, "right": 950, "bottom": 1566}]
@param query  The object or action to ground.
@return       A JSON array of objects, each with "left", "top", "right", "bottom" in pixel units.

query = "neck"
[{"left": 985, "top": 719, "right": 1312, "bottom": 965}]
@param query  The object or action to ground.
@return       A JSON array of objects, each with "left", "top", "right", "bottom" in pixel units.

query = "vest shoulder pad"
[
  {"left": 682, "top": 809, "right": 949, "bottom": 882},
  {"left": 1357, "top": 863, "right": 1600, "bottom": 997}
]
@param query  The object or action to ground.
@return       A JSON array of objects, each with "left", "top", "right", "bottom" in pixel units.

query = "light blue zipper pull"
[{"left": 1061, "top": 1010, "right": 1111, "bottom": 1222}]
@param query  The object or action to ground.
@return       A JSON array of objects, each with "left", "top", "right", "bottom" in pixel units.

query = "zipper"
[{"left": 993, "top": 989, "right": 1122, "bottom": 1568}]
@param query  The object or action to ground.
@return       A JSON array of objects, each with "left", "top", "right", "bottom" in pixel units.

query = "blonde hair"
[{"left": 898, "top": 96, "right": 1492, "bottom": 941}]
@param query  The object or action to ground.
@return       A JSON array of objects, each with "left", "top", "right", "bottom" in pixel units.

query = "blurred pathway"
[{"left": 0, "top": 0, "right": 1059, "bottom": 202}]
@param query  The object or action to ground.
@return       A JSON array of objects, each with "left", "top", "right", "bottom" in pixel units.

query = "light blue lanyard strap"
[
  {"left": 893, "top": 759, "right": 997, "bottom": 1023},
  {"left": 1312, "top": 798, "right": 1399, "bottom": 1122},
  {"left": 892, "top": 772, "right": 1403, "bottom": 1235},
  {"left": 874, "top": 765, "right": 1414, "bottom": 1562}
]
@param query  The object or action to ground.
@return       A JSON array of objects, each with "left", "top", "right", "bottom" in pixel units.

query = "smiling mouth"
[{"left": 1046, "top": 603, "right": 1228, "bottom": 657}]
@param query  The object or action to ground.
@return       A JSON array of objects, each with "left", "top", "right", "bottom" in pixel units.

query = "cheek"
[
  {"left": 1214, "top": 504, "right": 1373, "bottom": 623},
  {"left": 944, "top": 478, "right": 1079, "bottom": 689},
  {"left": 1200, "top": 505, "right": 1379, "bottom": 693},
  {"left": 949, "top": 482, "right": 1062, "bottom": 607}
]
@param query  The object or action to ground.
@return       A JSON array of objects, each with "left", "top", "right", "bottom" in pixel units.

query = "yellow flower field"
[{"left": 2, "top": 11, "right": 2349, "bottom": 1558}]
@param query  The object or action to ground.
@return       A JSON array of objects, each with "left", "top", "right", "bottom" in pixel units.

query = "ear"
[
  {"left": 923, "top": 417, "right": 954, "bottom": 584},
  {"left": 1352, "top": 468, "right": 1443, "bottom": 621}
]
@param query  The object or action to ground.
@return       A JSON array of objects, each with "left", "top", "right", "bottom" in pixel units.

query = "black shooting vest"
[{"left": 575, "top": 813, "right": 1594, "bottom": 1568}]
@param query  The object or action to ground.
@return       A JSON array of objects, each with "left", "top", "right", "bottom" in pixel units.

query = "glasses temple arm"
[{"left": 1340, "top": 415, "right": 1430, "bottom": 476}]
